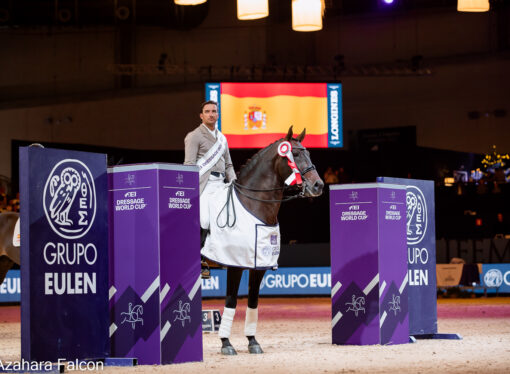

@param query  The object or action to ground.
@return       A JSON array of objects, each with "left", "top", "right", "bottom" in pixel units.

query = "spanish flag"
[{"left": 208, "top": 83, "right": 340, "bottom": 149}]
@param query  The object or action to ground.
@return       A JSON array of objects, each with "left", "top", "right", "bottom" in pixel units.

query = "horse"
[
  {"left": 201, "top": 126, "right": 324, "bottom": 355},
  {"left": 0, "top": 212, "right": 20, "bottom": 286}
]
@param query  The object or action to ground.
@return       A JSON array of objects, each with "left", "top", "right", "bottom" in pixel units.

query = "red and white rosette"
[
  {"left": 278, "top": 141, "right": 292, "bottom": 157},
  {"left": 277, "top": 141, "right": 303, "bottom": 186}
]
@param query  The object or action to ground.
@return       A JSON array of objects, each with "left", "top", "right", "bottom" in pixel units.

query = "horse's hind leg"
[
  {"left": 0, "top": 255, "right": 14, "bottom": 286},
  {"left": 218, "top": 267, "right": 243, "bottom": 355},
  {"left": 245, "top": 269, "right": 266, "bottom": 354}
]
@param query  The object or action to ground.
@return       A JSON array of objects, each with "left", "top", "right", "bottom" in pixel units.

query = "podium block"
[
  {"left": 377, "top": 177, "right": 438, "bottom": 337},
  {"left": 330, "top": 183, "right": 409, "bottom": 345},
  {"left": 20, "top": 147, "right": 109, "bottom": 361},
  {"left": 108, "top": 163, "right": 202, "bottom": 364}
]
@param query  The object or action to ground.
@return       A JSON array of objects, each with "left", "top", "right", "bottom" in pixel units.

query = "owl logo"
[
  {"left": 406, "top": 186, "right": 428, "bottom": 245},
  {"left": 43, "top": 159, "right": 96, "bottom": 239},
  {"left": 48, "top": 167, "right": 81, "bottom": 226}
]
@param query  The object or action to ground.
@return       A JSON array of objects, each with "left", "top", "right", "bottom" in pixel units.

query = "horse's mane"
[
  {"left": 237, "top": 137, "right": 301, "bottom": 180},
  {"left": 237, "top": 140, "right": 278, "bottom": 180}
]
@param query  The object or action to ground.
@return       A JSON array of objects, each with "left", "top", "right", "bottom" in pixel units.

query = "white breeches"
[{"left": 200, "top": 175, "right": 225, "bottom": 230}]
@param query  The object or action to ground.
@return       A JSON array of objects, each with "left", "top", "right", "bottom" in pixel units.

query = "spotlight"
[{"left": 379, "top": 0, "right": 397, "bottom": 7}]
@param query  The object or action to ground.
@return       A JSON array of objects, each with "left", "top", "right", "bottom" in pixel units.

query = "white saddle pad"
[{"left": 201, "top": 184, "right": 281, "bottom": 269}]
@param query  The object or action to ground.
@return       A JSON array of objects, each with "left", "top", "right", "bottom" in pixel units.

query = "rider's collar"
[{"left": 277, "top": 141, "right": 303, "bottom": 186}]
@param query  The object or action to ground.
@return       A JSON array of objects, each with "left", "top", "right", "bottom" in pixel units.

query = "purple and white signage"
[
  {"left": 20, "top": 147, "right": 109, "bottom": 362},
  {"left": 108, "top": 163, "right": 202, "bottom": 365},
  {"left": 330, "top": 183, "right": 408, "bottom": 345}
]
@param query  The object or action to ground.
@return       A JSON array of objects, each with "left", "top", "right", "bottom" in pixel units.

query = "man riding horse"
[
  {"left": 184, "top": 100, "right": 237, "bottom": 252},
  {"left": 185, "top": 108, "right": 324, "bottom": 355}
]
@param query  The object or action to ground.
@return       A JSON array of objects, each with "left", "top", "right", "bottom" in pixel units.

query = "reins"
[
  {"left": 233, "top": 181, "right": 305, "bottom": 203},
  {"left": 232, "top": 161, "right": 316, "bottom": 203},
  {"left": 216, "top": 181, "right": 303, "bottom": 229},
  {"left": 215, "top": 138, "right": 317, "bottom": 228}
]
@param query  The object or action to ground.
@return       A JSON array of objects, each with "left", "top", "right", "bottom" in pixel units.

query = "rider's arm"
[
  {"left": 224, "top": 144, "right": 236, "bottom": 182},
  {"left": 184, "top": 131, "right": 199, "bottom": 165}
]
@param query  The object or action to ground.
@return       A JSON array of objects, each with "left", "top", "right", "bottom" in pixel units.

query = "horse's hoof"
[
  {"left": 248, "top": 344, "right": 263, "bottom": 354},
  {"left": 221, "top": 346, "right": 237, "bottom": 355}
]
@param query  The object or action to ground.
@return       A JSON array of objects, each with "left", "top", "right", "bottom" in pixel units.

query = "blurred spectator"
[
  {"left": 494, "top": 213, "right": 509, "bottom": 237},
  {"left": 323, "top": 167, "right": 339, "bottom": 184},
  {"left": 494, "top": 167, "right": 506, "bottom": 184},
  {"left": 0, "top": 192, "right": 6, "bottom": 212},
  {"left": 337, "top": 167, "right": 350, "bottom": 184},
  {"left": 0, "top": 192, "right": 19, "bottom": 212}
]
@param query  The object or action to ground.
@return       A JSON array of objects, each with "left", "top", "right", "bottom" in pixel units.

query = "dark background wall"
[
  {"left": 1, "top": 0, "right": 510, "bottom": 180},
  {"left": 1, "top": 0, "right": 510, "bottom": 263}
]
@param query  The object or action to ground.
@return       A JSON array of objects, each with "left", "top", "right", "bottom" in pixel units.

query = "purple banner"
[
  {"left": 330, "top": 183, "right": 408, "bottom": 345},
  {"left": 377, "top": 177, "right": 438, "bottom": 336},
  {"left": 108, "top": 163, "right": 202, "bottom": 365},
  {"left": 20, "top": 147, "right": 109, "bottom": 362}
]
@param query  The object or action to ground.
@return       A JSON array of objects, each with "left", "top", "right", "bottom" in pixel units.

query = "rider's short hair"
[{"left": 201, "top": 100, "right": 218, "bottom": 113}]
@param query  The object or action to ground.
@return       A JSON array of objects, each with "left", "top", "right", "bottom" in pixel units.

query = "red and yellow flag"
[{"left": 218, "top": 83, "right": 329, "bottom": 148}]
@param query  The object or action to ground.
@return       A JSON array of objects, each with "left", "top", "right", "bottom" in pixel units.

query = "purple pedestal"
[
  {"left": 330, "top": 183, "right": 409, "bottom": 345},
  {"left": 108, "top": 163, "right": 202, "bottom": 364}
]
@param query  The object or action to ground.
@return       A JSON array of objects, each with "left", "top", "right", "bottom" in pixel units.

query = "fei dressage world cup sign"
[
  {"left": 20, "top": 147, "right": 109, "bottom": 362},
  {"left": 377, "top": 177, "right": 437, "bottom": 336}
]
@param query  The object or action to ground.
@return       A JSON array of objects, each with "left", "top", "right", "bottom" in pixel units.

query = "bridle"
[
  {"left": 216, "top": 141, "right": 315, "bottom": 228},
  {"left": 232, "top": 143, "right": 316, "bottom": 204}
]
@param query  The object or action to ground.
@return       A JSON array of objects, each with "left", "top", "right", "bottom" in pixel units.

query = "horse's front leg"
[
  {"left": 218, "top": 267, "right": 243, "bottom": 355},
  {"left": 245, "top": 269, "right": 266, "bottom": 354}
]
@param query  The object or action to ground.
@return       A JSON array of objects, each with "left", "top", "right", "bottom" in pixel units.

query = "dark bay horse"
[
  {"left": 203, "top": 126, "right": 324, "bottom": 355},
  {"left": 0, "top": 212, "right": 20, "bottom": 285}
]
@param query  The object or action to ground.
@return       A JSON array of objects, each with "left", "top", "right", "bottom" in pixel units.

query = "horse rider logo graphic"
[
  {"left": 173, "top": 300, "right": 191, "bottom": 327},
  {"left": 345, "top": 294, "right": 365, "bottom": 317},
  {"left": 388, "top": 294, "right": 401, "bottom": 316},
  {"left": 406, "top": 186, "right": 428, "bottom": 245},
  {"left": 120, "top": 303, "right": 144, "bottom": 330},
  {"left": 43, "top": 159, "right": 96, "bottom": 239},
  {"left": 176, "top": 173, "right": 184, "bottom": 185},
  {"left": 125, "top": 174, "right": 136, "bottom": 186},
  {"left": 349, "top": 191, "right": 358, "bottom": 201},
  {"left": 262, "top": 246, "right": 271, "bottom": 257}
]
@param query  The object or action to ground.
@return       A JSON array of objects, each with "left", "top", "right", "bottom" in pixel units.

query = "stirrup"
[{"left": 201, "top": 260, "right": 210, "bottom": 279}]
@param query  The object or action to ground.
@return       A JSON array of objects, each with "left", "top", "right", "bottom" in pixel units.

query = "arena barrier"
[
  {"left": 329, "top": 183, "right": 409, "bottom": 345},
  {"left": 377, "top": 177, "right": 461, "bottom": 340},
  {"left": 108, "top": 163, "right": 202, "bottom": 365},
  {"left": 19, "top": 147, "right": 109, "bottom": 361}
]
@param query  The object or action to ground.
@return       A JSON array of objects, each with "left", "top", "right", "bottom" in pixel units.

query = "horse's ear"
[
  {"left": 297, "top": 128, "right": 306, "bottom": 143},
  {"left": 285, "top": 126, "right": 293, "bottom": 141}
]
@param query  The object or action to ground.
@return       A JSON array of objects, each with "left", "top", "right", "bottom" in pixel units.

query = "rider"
[{"left": 184, "top": 100, "right": 236, "bottom": 252}]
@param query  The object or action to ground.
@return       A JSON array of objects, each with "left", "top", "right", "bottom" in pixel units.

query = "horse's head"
[{"left": 276, "top": 126, "right": 324, "bottom": 197}]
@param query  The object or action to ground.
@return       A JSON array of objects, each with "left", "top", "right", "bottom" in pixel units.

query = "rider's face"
[{"left": 200, "top": 104, "right": 219, "bottom": 129}]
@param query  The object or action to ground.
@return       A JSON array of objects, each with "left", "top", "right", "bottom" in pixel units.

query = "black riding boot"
[{"left": 200, "top": 228, "right": 211, "bottom": 279}]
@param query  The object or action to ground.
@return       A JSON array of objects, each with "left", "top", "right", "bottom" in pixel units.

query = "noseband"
[{"left": 301, "top": 164, "right": 316, "bottom": 176}]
